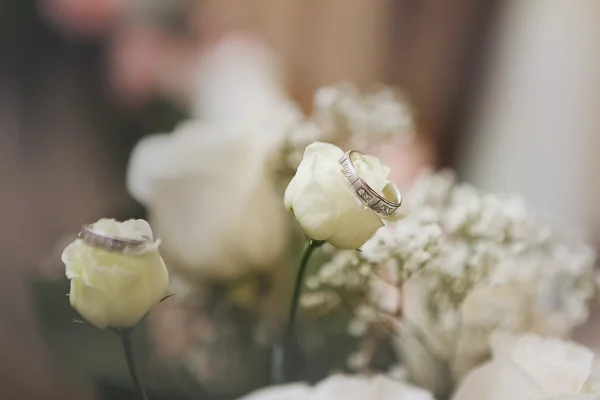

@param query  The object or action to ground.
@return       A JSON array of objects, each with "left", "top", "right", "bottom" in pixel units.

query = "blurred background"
[{"left": 1, "top": 0, "right": 600, "bottom": 399}]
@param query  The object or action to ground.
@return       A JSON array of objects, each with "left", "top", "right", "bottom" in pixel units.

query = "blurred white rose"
[
  {"left": 239, "top": 374, "right": 433, "bottom": 400},
  {"left": 62, "top": 218, "right": 169, "bottom": 329},
  {"left": 284, "top": 142, "right": 402, "bottom": 249},
  {"left": 452, "top": 333, "right": 600, "bottom": 400},
  {"left": 396, "top": 278, "right": 537, "bottom": 392},
  {"left": 396, "top": 275, "right": 592, "bottom": 395},
  {"left": 192, "top": 36, "right": 297, "bottom": 122},
  {"left": 127, "top": 120, "right": 289, "bottom": 278},
  {"left": 396, "top": 252, "right": 596, "bottom": 393}
]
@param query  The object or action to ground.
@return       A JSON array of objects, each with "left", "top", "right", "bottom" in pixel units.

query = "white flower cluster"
[
  {"left": 313, "top": 83, "right": 415, "bottom": 147},
  {"left": 280, "top": 83, "right": 415, "bottom": 174},
  {"left": 398, "top": 171, "right": 595, "bottom": 334},
  {"left": 304, "top": 170, "right": 597, "bottom": 395}
]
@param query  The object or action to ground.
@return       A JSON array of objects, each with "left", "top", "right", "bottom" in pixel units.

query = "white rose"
[
  {"left": 239, "top": 374, "right": 433, "bottom": 400},
  {"left": 127, "top": 120, "right": 289, "bottom": 278},
  {"left": 284, "top": 142, "right": 402, "bottom": 249},
  {"left": 452, "top": 333, "right": 600, "bottom": 400},
  {"left": 62, "top": 218, "right": 169, "bottom": 329},
  {"left": 397, "top": 273, "right": 595, "bottom": 395},
  {"left": 192, "top": 36, "right": 294, "bottom": 122},
  {"left": 396, "top": 279, "right": 559, "bottom": 396}
]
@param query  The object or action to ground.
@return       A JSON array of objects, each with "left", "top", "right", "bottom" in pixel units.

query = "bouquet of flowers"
[
  {"left": 305, "top": 170, "right": 597, "bottom": 396},
  {"left": 56, "top": 39, "right": 599, "bottom": 400},
  {"left": 120, "top": 39, "right": 418, "bottom": 394}
]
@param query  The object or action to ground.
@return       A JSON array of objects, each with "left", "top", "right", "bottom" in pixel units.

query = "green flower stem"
[
  {"left": 285, "top": 240, "right": 324, "bottom": 342},
  {"left": 120, "top": 329, "right": 149, "bottom": 400},
  {"left": 273, "top": 239, "right": 324, "bottom": 384}
]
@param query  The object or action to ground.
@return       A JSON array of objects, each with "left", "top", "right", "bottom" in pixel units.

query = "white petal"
[
  {"left": 287, "top": 156, "right": 339, "bottom": 241},
  {"left": 238, "top": 383, "right": 310, "bottom": 400},
  {"left": 84, "top": 254, "right": 167, "bottom": 327},
  {"left": 70, "top": 278, "right": 109, "bottom": 329},
  {"left": 313, "top": 161, "right": 383, "bottom": 249},
  {"left": 314, "top": 374, "right": 433, "bottom": 400},
  {"left": 124, "top": 219, "right": 154, "bottom": 240},
  {"left": 284, "top": 174, "right": 300, "bottom": 210},
  {"left": 303, "top": 141, "right": 344, "bottom": 162},
  {"left": 453, "top": 352, "right": 542, "bottom": 400},
  {"left": 126, "top": 133, "right": 172, "bottom": 204},
  {"left": 62, "top": 240, "right": 85, "bottom": 278},
  {"left": 235, "top": 178, "right": 288, "bottom": 271},
  {"left": 451, "top": 362, "right": 498, "bottom": 400},
  {"left": 191, "top": 37, "right": 290, "bottom": 121},
  {"left": 352, "top": 153, "right": 391, "bottom": 193},
  {"left": 90, "top": 218, "right": 148, "bottom": 241},
  {"left": 454, "top": 333, "right": 597, "bottom": 400},
  {"left": 506, "top": 334, "right": 594, "bottom": 396},
  {"left": 327, "top": 209, "right": 384, "bottom": 249}
]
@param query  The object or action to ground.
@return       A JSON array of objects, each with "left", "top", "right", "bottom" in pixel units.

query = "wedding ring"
[
  {"left": 339, "top": 151, "right": 402, "bottom": 216},
  {"left": 78, "top": 224, "right": 151, "bottom": 254}
]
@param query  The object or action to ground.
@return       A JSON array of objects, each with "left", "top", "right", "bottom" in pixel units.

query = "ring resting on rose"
[
  {"left": 78, "top": 224, "right": 151, "bottom": 254},
  {"left": 338, "top": 150, "right": 402, "bottom": 216}
]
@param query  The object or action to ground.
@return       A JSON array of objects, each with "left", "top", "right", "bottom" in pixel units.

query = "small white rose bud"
[
  {"left": 284, "top": 142, "right": 403, "bottom": 249},
  {"left": 62, "top": 218, "right": 169, "bottom": 329}
]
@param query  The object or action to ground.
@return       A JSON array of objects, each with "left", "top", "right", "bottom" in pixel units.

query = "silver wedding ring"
[
  {"left": 78, "top": 224, "right": 151, "bottom": 254},
  {"left": 339, "top": 151, "right": 402, "bottom": 216}
]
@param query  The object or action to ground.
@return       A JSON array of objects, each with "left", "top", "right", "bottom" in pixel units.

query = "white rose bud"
[
  {"left": 62, "top": 218, "right": 169, "bottom": 329},
  {"left": 285, "top": 142, "right": 403, "bottom": 249}
]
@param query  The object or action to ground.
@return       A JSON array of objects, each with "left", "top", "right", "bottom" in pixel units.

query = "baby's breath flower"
[
  {"left": 277, "top": 83, "right": 416, "bottom": 174},
  {"left": 313, "top": 83, "right": 415, "bottom": 147},
  {"left": 306, "top": 170, "right": 597, "bottom": 394}
]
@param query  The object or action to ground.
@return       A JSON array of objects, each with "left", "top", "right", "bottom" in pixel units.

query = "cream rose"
[
  {"left": 127, "top": 120, "right": 290, "bottom": 278},
  {"left": 395, "top": 279, "right": 536, "bottom": 395},
  {"left": 284, "top": 142, "right": 402, "bottom": 249},
  {"left": 452, "top": 333, "right": 600, "bottom": 400},
  {"left": 239, "top": 374, "right": 433, "bottom": 400},
  {"left": 62, "top": 218, "right": 169, "bottom": 329},
  {"left": 191, "top": 36, "right": 292, "bottom": 122}
]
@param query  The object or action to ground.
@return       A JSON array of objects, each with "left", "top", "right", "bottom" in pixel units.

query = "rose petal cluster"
[
  {"left": 453, "top": 333, "right": 600, "bottom": 400},
  {"left": 62, "top": 218, "right": 169, "bottom": 329},
  {"left": 284, "top": 142, "right": 403, "bottom": 249}
]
